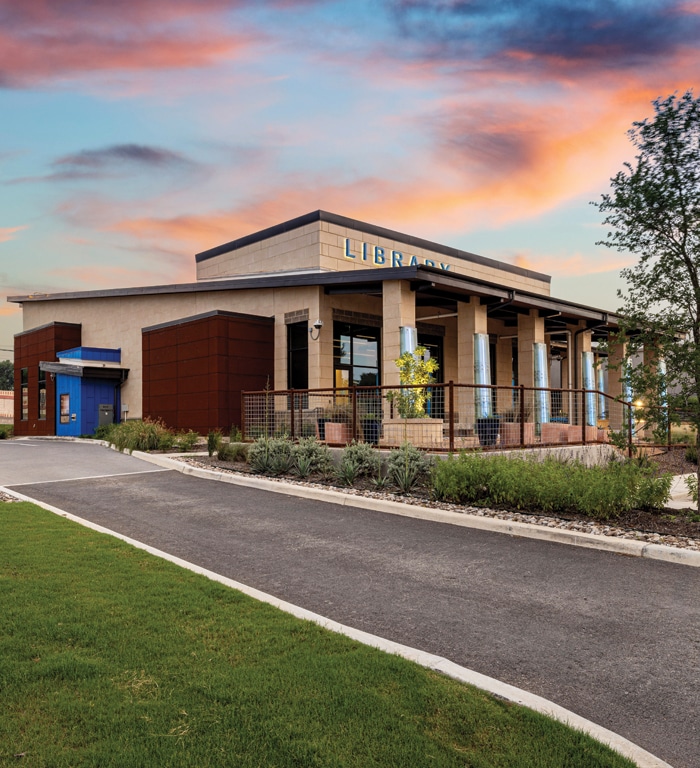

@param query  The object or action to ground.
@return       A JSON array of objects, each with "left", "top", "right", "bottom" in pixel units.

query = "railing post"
[
  {"left": 627, "top": 403, "right": 633, "bottom": 458},
  {"left": 290, "top": 389, "right": 295, "bottom": 440},
  {"left": 519, "top": 384, "right": 525, "bottom": 447},
  {"left": 581, "top": 388, "right": 587, "bottom": 445},
  {"left": 241, "top": 390, "right": 246, "bottom": 441},
  {"left": 351, "top": 386, "right": 357, "bottom": 440},
  {"left": 448, "top": 380, "right": 454, "bottom": 453}
]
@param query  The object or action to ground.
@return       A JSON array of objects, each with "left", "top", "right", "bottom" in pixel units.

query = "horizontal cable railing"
[{"left": 241, "top": 382, "right": 681, "bottom": 454}]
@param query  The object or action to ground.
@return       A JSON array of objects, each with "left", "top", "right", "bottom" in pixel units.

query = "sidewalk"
[{"left": 666, "top": 473, "right": 698, "bottom": 510}]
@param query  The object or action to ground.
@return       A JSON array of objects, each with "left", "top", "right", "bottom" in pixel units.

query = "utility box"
[{"left": 98, "top": 404, "right": 114, "bottom": 426}]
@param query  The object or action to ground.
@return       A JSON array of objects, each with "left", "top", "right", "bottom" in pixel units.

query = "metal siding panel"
[{"left": 56, "top": 374, "right": 82, "bottom": 437}]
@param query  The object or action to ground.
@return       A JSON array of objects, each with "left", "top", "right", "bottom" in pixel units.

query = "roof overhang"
[
  {"left": 40, "top": 361, "right": 129, "bottom": 381},
  {"left": 10, "top": 264, "right": 617, "bottom": 329}
]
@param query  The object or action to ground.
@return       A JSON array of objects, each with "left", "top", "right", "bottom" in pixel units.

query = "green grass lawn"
[{"left": 0, "top": 502, "right": 636, "bottom": 768}]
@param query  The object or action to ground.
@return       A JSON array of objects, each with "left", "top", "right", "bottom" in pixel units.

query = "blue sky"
[{"left": 2, "top": 0, "right": 700, "bottom": 357}]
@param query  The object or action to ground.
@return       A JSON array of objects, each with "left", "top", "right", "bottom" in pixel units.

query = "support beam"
[{"left": 382, "top": 281, "right": 416, "bottom": 388}]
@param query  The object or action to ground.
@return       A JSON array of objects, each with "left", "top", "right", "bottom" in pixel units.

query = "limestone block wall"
[{"left": 196, "top": 217, "right": 552, "bottom": 296}]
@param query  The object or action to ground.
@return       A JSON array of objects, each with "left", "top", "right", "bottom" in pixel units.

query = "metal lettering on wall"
[{"left": 344, "top": 239, "right": 452, "bottom": 272}]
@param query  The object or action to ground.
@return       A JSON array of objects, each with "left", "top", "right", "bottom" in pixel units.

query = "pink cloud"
[
  {"left": 512, "top": 250, "right": 634, "bottom": 278},
  {"left": 0, "top": 0, "right": 267, "bottom": 85},
  {"left": 48, "top": 262, "right": 192, "bottom": 289},
  {"left": 0, "top": 302, "right": 22, "bottom": 318},
  {"left": 0, "top": 226, "right": 26, "bottom": 243}
]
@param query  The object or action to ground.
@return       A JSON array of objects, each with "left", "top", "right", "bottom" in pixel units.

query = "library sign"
[{"left": 344, "top": 239, "right": 452, "bottom": 271}]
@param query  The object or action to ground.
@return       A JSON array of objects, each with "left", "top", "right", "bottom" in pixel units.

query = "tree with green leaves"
[
  {"left": 386, "top": 346, "right": 439, "bottom": 419},
  {"left": 0, "top": 360, "right": 13, "bottom": 390},
  {"left": 594, "top": 91, "right": 700, "bottom": 496}
]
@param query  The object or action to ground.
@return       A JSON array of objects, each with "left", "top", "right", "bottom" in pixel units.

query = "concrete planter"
[
  {"left": 499, "top": 421, "right": 535, "bottom": 447},
  {"left": 540, "top": 422, "right": 567, "bottom": 445},
  {"left": 381, "top": 418, "right": 444, "bottom": 448},
  {"left": 566, "top": 425, "right": 599, "bottom": 443},
  {"left": 324, "top": 422, "right": 353, "bottom": 445}
]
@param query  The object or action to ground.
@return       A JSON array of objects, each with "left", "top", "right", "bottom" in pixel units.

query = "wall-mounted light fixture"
[{"left": 309, "top": 319, "right": 323, "bottom": 341}]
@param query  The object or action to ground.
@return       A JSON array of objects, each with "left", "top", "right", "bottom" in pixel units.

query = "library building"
[{"left": 10, "top": 210, "right": 625, "bottom": 448}]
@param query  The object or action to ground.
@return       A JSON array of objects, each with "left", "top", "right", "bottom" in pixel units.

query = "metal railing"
[{"left": 241, "top": 382, "right": 648, "bottom": 454}]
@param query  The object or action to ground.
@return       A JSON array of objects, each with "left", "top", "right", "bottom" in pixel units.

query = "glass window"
[
  {"left": 38, "top": 368, "right": 46, "bottom": 420},
  {"left": 333, "top": 323, "right": 380, "bottom": 391},
  {"left": 287, "top": 321, "right": 308, "bottom": 390},
  {"left": 20, "top": 368, "right": 28, "bottom": 421},
  {"left": 417, "top": 334, "right": 444, "bottom": 419}
]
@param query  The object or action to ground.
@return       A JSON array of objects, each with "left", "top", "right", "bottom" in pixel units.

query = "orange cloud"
[
  {"left": 512, "top": 250, "right": 634, "bottom": 278},
  {"left": 0, "top": 226, "right": 26, "bottom": 243},
  {"left": 48, "top": 254, "right": 194, "bottom": 290},
  {"left": 0, "top": 302, "right": 22, "bottom": 318},
  {"left": 0, "top": 30, "right": 249, "bottom": 85},
  {"left": 0, "top": 0, "right": 272, "bottom": 85}
]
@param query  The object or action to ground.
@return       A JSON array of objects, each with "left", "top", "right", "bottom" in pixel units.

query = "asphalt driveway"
[{"left": 2, "top": 440, "right": 698, "bottom": 767}]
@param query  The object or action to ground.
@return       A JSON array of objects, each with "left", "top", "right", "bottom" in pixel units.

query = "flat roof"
[
  {"left": 8, "top": 264, "right": 616, "bottom": 326},
  {"left": 194, "top": 210, "right": 552, "bottom": 285}
]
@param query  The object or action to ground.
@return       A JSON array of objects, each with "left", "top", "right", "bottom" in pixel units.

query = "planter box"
[
  {"left": 540, "top": 422, "right": 567, "bottom": 445},
  {"left": 499, "top": 421, "right": 535, "bottom": 447},
  {"left": 381, "top": 418, "right": 443, "bottom": 447},
  {"left": 324, "top": 422, "right": 353, "bottom": 445},
  {"left": 566, "top": 425, "right": 598, "bottom": 443}
]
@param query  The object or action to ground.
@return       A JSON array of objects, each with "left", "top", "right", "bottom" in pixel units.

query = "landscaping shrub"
[
  {"left": 108, "top": 418, "right": 174, "bottom": 453},
  {"left": 387, "top": 443, "right": 433, "bottom": 494},
  {"left": 338, "top": 441, "right": 380, "bottom": 478},
  {"left": 685, "top": 444, "right": 698, "bottom": 464},
  {"left": 217, "top": 442, "right": 249, "bottom": 462},
  {"left": 634, "top": 468, "right": 673, "bottom": 510},
  {"left": 207, "top": 430, "right": 222, "bottom": 457},
  {"left": 336, "top": 456, "right": 361, "bottom": 486},
  {"left": 248, "top": 437, "right": 294, "bottom": 476},
  {"left": 174, "top": 430, "right": 200, "bottom": 452},
  {"left": 430, "top": 453, "right": 671, "bottom": 519},
  {"left": 0, "top": 424, "right": 14, "bottom": 439},
  {"left": 93, "top": 423, "right": 114, "bottom": 442},
  {"left": 291, "top": 437, "right": 333, "bottom": 477}
]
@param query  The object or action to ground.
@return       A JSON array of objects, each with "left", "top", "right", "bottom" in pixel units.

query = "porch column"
[
  {"left": 573, "top": 323, "right": 592, "bottom": 389},
  {"left": 607, "top": 337, "right": 628, "bottom": 431},
  {"left": 457, "top": 296, "right": 488, "bottom": 386},
  {"left": 517, "top": 310, "right": 545, "bottom": 389},
  {"left": 306, "top": 288, "right": 334, "bottom": 390},
  {"left": 382, "top": 281, "right": 415, "bottom": 388},
  {"left": 495, "top": 336, "right": 513, "bottom": 413}
]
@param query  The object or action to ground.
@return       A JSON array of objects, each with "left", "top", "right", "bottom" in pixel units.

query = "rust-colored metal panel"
[
  {"left": 142, "top": 311, "right": 273, "bottom": 433},
  {"left": 13, "top": 322, "right": 82, "bottom": 436}
]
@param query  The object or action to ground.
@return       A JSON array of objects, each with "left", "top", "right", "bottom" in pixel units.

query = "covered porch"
[{"left": 277, "top": 265, "right": 626, "bottom": 448}]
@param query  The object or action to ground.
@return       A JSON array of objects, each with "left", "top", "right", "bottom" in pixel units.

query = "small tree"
[
  {"left": 0, "top": 360, "right": 13, "bottom": 390},
  {"left": 594, "top": 91, "right": 700, "bottom": 486},
  {"left": 387, "top": 345, "right": 439, "bottom": 419}
]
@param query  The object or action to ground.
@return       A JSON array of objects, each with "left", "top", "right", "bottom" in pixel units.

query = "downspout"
[
  {"left": 487, "top": 290, "right": 515, "bottom": 316},
  {"left": 115, "top": 369, "right": 129, "bottom": 423}
]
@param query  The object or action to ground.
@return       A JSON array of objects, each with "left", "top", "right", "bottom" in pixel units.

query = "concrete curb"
[
  {"left": 0, "top": 485, "right": 674, "bottom": 768},
  {"left": 136, "top": 451, "right": 700, "bottom": 569}
]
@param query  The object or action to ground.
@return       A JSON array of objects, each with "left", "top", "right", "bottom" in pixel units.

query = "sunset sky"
[{"left": 2, "top": 0, "right": 700, "bottom": 358}]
